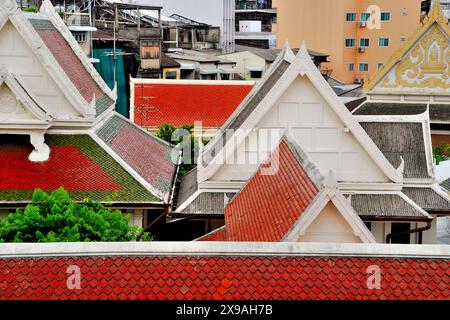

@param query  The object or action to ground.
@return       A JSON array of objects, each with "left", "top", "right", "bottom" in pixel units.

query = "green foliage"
[
  {"left": 156, "top": 124, "right": 208, "bottom": 177},
  {"left": 0, "top": 188, "right": 152, "bottom": 243},
  {"left": 23, "top": 6, "right": 39, "bottom": 13},
  {"left": 433, "top": 143, "right": 450, "bottom": 165}
]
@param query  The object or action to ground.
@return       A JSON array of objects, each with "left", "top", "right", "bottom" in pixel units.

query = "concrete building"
[
  {"left": 218, "top": 44, "right": 329, "bottom": 80},
  {"left": 273, "top": 0, "right": 423, "bottom": 84},
  {"left": 131, "top": 0, "right": 236, "bottom": 53},
  {"left": 235, "top": 0, "right": 277, "bottom": 49},
  {"left": 166, "top": 50, "right": 237, "bottom": 80}
]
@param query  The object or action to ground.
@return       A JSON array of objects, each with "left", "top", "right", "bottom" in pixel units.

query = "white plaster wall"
[
  {"left": 218, "top": 51, "right": 266, "bottom": 80},
  {"left": 0, "top": 21, "right": 81, "bottom": 119},
  {"left": 297, "top": 202, "right": 363, "bottom": 243},
  {"left": 211, "top": 75, "right": 390, "bottom": 183}
]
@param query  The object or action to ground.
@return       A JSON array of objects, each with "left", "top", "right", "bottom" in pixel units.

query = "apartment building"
[{"left": 273, "top": 0, "right": 423, "bottom": 83}]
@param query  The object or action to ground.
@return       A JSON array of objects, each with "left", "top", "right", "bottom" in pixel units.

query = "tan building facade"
[{"left": 274, "top": 0, "right": 423, "bottom": 83}]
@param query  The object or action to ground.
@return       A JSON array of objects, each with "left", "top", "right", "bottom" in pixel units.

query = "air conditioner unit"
[
  {"left": 359, "top": 21, "right": 367, "bottom": 28},
  {"left": 353, "top": 78, "right": 363, "bottom": 84},
  {"left": 358, "top": 47, "right": 366, "bottom": 53}
]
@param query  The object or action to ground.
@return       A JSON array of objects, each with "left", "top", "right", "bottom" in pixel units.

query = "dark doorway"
[{"left": 390, "top": 223, "right": 411, "bottom": 244}]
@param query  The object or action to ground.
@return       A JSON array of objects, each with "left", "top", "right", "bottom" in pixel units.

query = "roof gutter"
[
  {"left": 361, "top": 216, "right": 434, "bottom": 222},
  {"left": 386, "top": 220, "right": 433, "bottom": 244}
]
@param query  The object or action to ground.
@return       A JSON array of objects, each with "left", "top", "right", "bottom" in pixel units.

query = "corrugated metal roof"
[
  {"left": 403, "top": 187, "right": 450, "bottom": 212},
  {"left": 360, "top": 122, "right": 430, "bottom": 179},
  {"left": 347, "top": 194, "right": 429, "bottom": 219}
]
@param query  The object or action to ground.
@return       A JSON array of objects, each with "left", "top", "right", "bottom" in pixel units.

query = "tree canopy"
[{"left": 0, "top": 188, "right": 152, "bottom": 242}]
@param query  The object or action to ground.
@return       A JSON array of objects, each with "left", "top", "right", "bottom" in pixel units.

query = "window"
[
  {"left": 360, "top": 12, "right": 371, "bottom": 22},
  {"left": 379, "top": 37, "right": 390, "bottom": 47},
  {"left": 250, "top": 70, "right": 263, "bottom": 79},
  {"left": 359, "top": 38, "right": 370, "bottom": 47},
  {"left": 377, "top": 63, "right": 384, "bottom": 70},
  {"left": 345, "top": 38, "right": 355, "bottom": 47},
  {"left": 400, "top": 36, "right": 407, "bottom": 42},
  {"left": 140, "top": 40, "right": 160, "bottom": 59},
  {"left": 72, "top": 31, "right": 87, "bottom": 43},
  {"left": 349, "top": 63, "right": 355, "bottom": 72},
  {"left": 359, "top": 63, "right": 369, "bottom": 72},
  {"left": 165, "top": 71, "right": 178, "bottom": 79},
  {"left": 346, "top": 12, "right": 356, "bottom": 21},
  {"left": 381, "top": 12, "right": 391, "bottom": 21}
]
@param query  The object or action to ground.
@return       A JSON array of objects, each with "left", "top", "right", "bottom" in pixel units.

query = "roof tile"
[
  {"left": 133, "top": 83, "right": 252, "bottom": 128},
  {"left": 224, "top": 138, "right": 321, "bottom": 241}
]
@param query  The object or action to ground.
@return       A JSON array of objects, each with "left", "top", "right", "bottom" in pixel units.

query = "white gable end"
[
  {"left": 211, "top": 72, "right": 391, "bottom": 184},
  {"left": 0, "top": 20, "right": 82, "bottom": 119}
]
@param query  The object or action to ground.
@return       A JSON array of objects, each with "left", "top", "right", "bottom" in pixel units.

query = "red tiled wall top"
[
  {"left": 0, "top": 255, "right": 448, "bottom": 300},
  {"left": 133, "top": 83, "right": 253, "bottom": 128},
  {"left": 225, "top": 140, "right": 320, "bottom": 242}
]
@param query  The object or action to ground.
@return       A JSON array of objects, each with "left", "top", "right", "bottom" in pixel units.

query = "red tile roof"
[
  {"left": 96, "top": 115, "right": 177, "bottom": 198},
  {"left": 0, "top": 144, "right": 122, "bottom": 191},
  {"left": 0, "top": 135, "right": 160, "bottom": 203},
  {"left": 37, "top": 29, "right": 104, "bottom": 104},
  {"left": 220, "top": 138, "right": 320, "bottom": 242},
  {"left": 0, "top": 255, "right": 448, "bottom": 300},
  {"left": 199, "top": 227, "right": 227, "bottom": 241},
  {"left": 133, "top": 83, "right": 253, "bottom": 128},
  {"left": 29, "top": 19, "right": 113, "bottom": 116}
]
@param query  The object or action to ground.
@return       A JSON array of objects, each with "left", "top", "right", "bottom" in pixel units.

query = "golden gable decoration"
[{"left": 365, "top": 1, "right": 450, "bottom": 91}]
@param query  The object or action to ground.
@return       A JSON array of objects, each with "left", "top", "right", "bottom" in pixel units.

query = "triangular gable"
[
  {"left": 0, "top": 0, "right": 114, "bottom": 120},
  {"left": 198, "top": 132, "right": 375, "bottom": 243},
  {"left": 0, "top": 68, "right": 51, "bottom": 127},
  {"left": 364, "top": 1, "right": 450, "bottom": 95},
  {"left": 198, "top": 42, "right": 403, "bottom": 185}
]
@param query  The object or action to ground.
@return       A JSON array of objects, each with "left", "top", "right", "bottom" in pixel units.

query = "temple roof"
[{"left": 0, "top": 132, "right": 160, "bottom": 204}]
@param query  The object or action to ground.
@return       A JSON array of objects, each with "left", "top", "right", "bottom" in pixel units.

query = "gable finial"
[
  {"left": 40, "top": 0, "right": 55, "bottom": 14},
  {"left": 428, "top": 0, "right": 447, "bottom": 23},
  {"left": 280, "top": 39, "right": 295, "bottom": 61}
]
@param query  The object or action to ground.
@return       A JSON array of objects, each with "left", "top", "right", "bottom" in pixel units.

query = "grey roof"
[
  {"left": 402, "top": 187, "right": 450, "bottom": 212},
  {"left": 347, "top": 194, "right": 430, "bottom": 220},
  {"left": 359, "top": 122, "right": 430, "bottom": 179},
  {"left": 442, "top": 178, "right": 450, "bottom": 193},
  {"left": 180, "top": 192, "right": 229, "bottom": 215},
  {"left": 353, "top": 103, "right": 450, "bottom": 123},
  {"left": 161, "top": 53, "right": 181, "bottom": 69},
  {"left": 175, "top": 168, "right": 198, "bottom": 209},
  {"left": 235, "top": 44, "right": 328, "bottom": 62}
]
